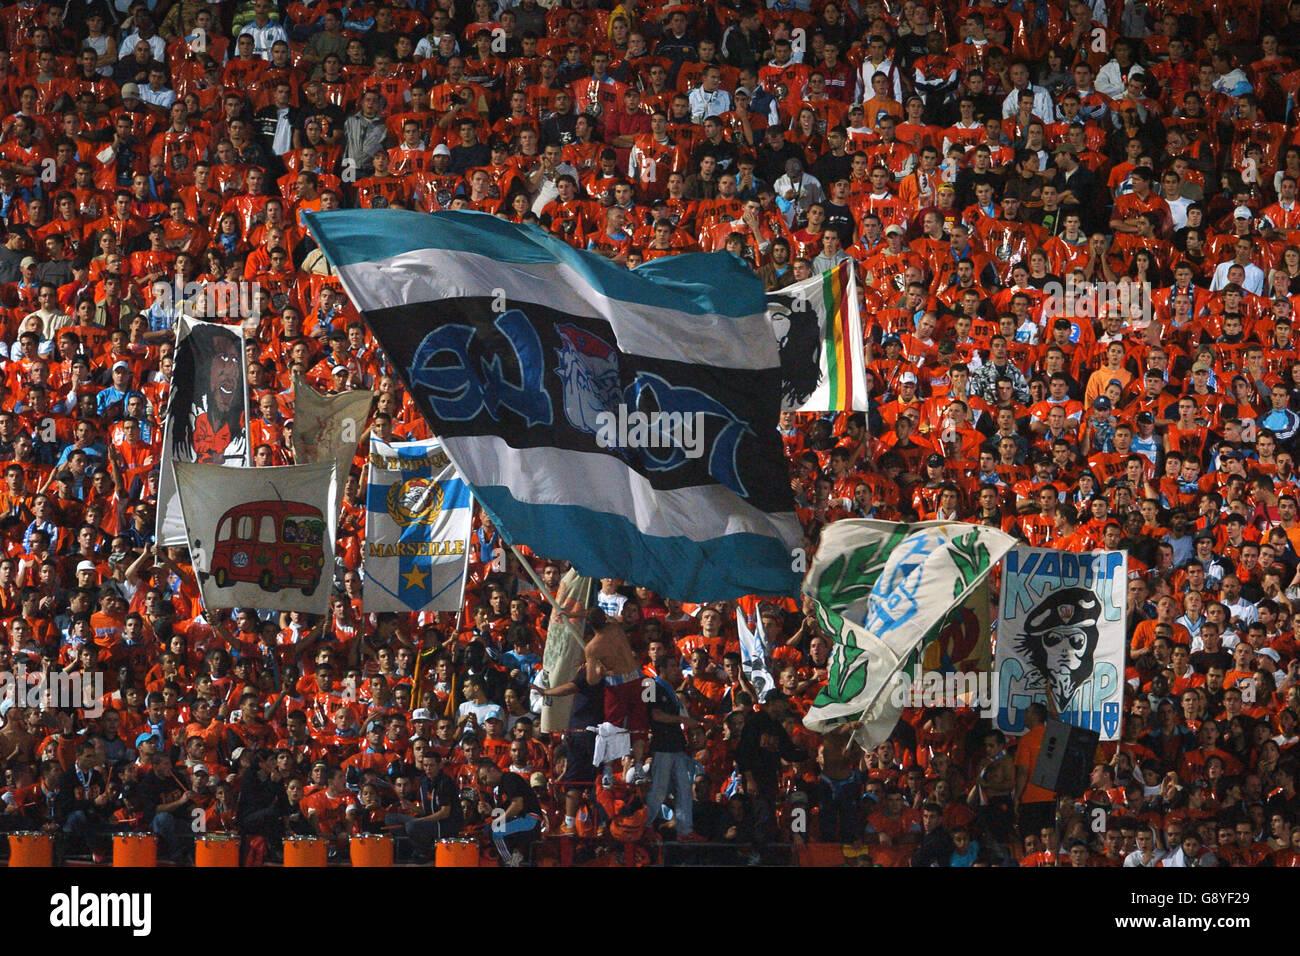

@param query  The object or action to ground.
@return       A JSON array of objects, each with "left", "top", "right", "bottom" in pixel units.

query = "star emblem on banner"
[{"left": 401, "top": 565, "right": 429, "bottom": 591}]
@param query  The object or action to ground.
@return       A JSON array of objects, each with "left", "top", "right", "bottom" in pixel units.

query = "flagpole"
[
  {"left": 509, "top": 543, "right": 559, "bottom": 608},
  {"left": 442, "top": 669, "right": 458, "bottom": 719},
  {"left": 410, "top": 634, "right": 425, "bottom": 705}
]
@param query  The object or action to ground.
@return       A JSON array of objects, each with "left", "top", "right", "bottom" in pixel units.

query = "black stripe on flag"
[{"left": 364, "top": 297, "right": 794, "bottom": 516}]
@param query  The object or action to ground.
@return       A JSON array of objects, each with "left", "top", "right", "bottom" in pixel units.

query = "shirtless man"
[
  {"left": 584, "top": 608, "right": 650, "bottom": 782},
  {"left": 970, "top": 728, "right": 1016, "bottom": 849},
  {"left": 0, "top": 707, "right": 40, "bottom": 767}
]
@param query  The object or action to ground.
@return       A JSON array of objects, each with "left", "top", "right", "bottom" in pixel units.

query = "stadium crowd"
[{"left": 0, "top": 0, "right": 1299, "bottom": 869}]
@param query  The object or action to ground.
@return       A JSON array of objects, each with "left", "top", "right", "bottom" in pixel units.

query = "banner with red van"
[{"left": 173, "top": 460, "right": 339, "bottom": 613}]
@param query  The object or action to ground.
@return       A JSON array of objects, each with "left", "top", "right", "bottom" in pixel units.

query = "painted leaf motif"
[
  {"left": 811, "top": 525, "right": 908, "bottom": 615},
  {"left": 947, "top": 530, "right": 992, "bottom": 598},
  {"left": 814, "top": 643, "right": 869, "bottom": 706}
]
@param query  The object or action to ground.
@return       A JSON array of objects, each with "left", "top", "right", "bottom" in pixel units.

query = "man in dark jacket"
[
  {"left": 236, "top": 750, "right": 290, "bottom": 861},
  {"left": 912, "top": 802, "right": 956, "bottom": 866},
  {"left": 57, "top": 740, "right": 113, "bottom": 861},
  {"left": 736, "top": 693, "right": 807, "bottom": 850}
]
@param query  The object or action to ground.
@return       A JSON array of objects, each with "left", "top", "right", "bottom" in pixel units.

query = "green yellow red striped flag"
[{"left": 766, "top": 260, "right": 869, "bottom": 412}]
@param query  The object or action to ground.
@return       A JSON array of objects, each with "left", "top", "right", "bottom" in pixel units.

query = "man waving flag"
[{"left": 303, "top": 209, "right": 800, "bottom": 600}]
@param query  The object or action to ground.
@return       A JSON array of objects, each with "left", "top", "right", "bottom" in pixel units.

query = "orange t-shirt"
[
  {"left": 90, "top": 611, "right": 124, "bottom": 652},
  {"left": 1014, "top": 723, "right": 1056, "bottom": 804},
  {"left": 301, "top": 789, "right": 356, "bottom": 834},
  {"left": 675, "top": 633, "right": 725, "bottom": 661}
]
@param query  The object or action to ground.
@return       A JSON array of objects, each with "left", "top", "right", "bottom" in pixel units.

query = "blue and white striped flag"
[
  {"left": 305, "top": 209, "right": 801, "bottom": 601},
  {"left": 364, "top": 437, "right": 473, "bottom": 612}
]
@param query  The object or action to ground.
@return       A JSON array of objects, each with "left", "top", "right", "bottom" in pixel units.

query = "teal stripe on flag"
[
  {"left": 470, "top": 486, "right": 800, "bottom": 600},
  {"left": 302, "top": 208, "right": 765, "bottom": 319}
]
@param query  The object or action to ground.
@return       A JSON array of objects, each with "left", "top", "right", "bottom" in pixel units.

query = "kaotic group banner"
[
  {"left": 363, "top": 437, "right": 472, "bottom": 613},
  {"left": 174, "top": 460, "right": 338, "bottom": 613},
  {"left": 292, "top": 372, "right": 373, "bottom": 476},
  {"left": 765, "top": 261, "right": 869, "bottom": 413},
  {"left": 994, "top": 547, "right": 1127, "bottom": 740},
  {"left": 157, "top": 317, "right": 249, "bottom": 547}
]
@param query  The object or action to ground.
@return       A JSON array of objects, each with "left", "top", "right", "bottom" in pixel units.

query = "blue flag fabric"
[{"left": 305, "top": 209, "right": 801, "bottom": 601}]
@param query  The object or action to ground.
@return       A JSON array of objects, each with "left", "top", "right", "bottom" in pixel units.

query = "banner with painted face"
[
  {"left": 156, "top": 317, "right": 249, "bottom": 547},
  {"left": 765, "top": 261, "right": 869, "bottom": 413},
  {"left": 994, "top": 547, "right": 1127, "bottom": 740}
]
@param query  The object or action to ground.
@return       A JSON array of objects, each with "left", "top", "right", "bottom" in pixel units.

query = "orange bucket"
[
  {"left": 283, "top": 836, "right": 328, "bottom": 867},
  {"left": 435, "top": 838, "right": 479, "bottom": 867},
  {"left": 195, "top": 834, "right": 240, "bottom": 868},
  {"left": 8, "top": 831, "right": 52, "bottom": 867},
  {"left": 349, "top": 834, "right": 393, "bottom": 868},
  {"left": 113, "top": 833, "right": 157, "bottom": 868}
]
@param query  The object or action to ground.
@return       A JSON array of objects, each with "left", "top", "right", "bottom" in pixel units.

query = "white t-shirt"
[
  {"left": 457, "top": 700, "right": 504, "bottom": 725},
  {"left": 597, "top": 591, "right": 627, "bottom": 619}
]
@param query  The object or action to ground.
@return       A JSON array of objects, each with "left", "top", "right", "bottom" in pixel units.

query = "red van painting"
[{"left": 210, "top": 499, "right": 327, "bottom": 594}]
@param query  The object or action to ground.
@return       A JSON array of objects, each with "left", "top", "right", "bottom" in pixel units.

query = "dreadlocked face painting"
[
  {"left": 171, "top": 322, "right": 246, "bottom": 465},
  {"left": 767, "top": 297, "right": 823, "bottom": 409}
]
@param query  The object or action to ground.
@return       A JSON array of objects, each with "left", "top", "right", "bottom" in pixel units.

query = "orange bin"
[
  {"left": 435, "top": 838, "right": 479, "bottom": 867},
  {"left": 113, "top": 833, "right": 157, "bottom": 868},
  {"left": 8, "top": 831, "right": 52, "bottom": 868},
  {"left": 349, "top": 834, "right": 393, "bottom": 868},
  {"left": 195, "top": 835, "right": 240, "bottom": 868},
  {"left": 283, "top": 836, "right": 328, "bottom": 867}
]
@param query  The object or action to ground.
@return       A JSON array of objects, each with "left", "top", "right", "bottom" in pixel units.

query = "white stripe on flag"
[
  {"left": 334, "top": 250, "right": 778, "bottom": 371},
  {"left": 442, "top": 435, "right": 800, "bottom": 545}
]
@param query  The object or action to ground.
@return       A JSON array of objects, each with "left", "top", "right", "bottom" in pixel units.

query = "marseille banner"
[
  {"left": 765, "top": 261, "right": 869, "bottom": 412},
  {"left": 292, "top": 372, "right": 373, "bottom": 476},
  {"left": 364, "top": 437, "right": 472, "bottom": 613},
  {"left": 157, "top": 316, "right": 249, "bottom": 547},
  {"left": 174, "top": 460, "right": 338, "bottom": 613},
  {"left": 994, "top": 546, "right": 1127, "bottom": 740},
  {"left": 803, "top": 520, "right": 1015, "bottom": 746},
  {"left": 537, "top": 568, "right": 593, "bottom": 733},
  {"left": 304, "top": 209, "right": 800, "bottom": 600}
]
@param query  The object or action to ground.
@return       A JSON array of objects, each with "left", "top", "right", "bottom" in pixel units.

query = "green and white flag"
[{"left": 802, "top": 520, "right": 1015, "bottom": 746}]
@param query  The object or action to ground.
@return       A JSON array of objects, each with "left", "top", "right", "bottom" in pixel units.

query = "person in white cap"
[
  {"left": 95, "top": 361, "right": 134, "bottom": 417},
  {"left": 75, "top": 560, "right": 99, "bottom": 587}
]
